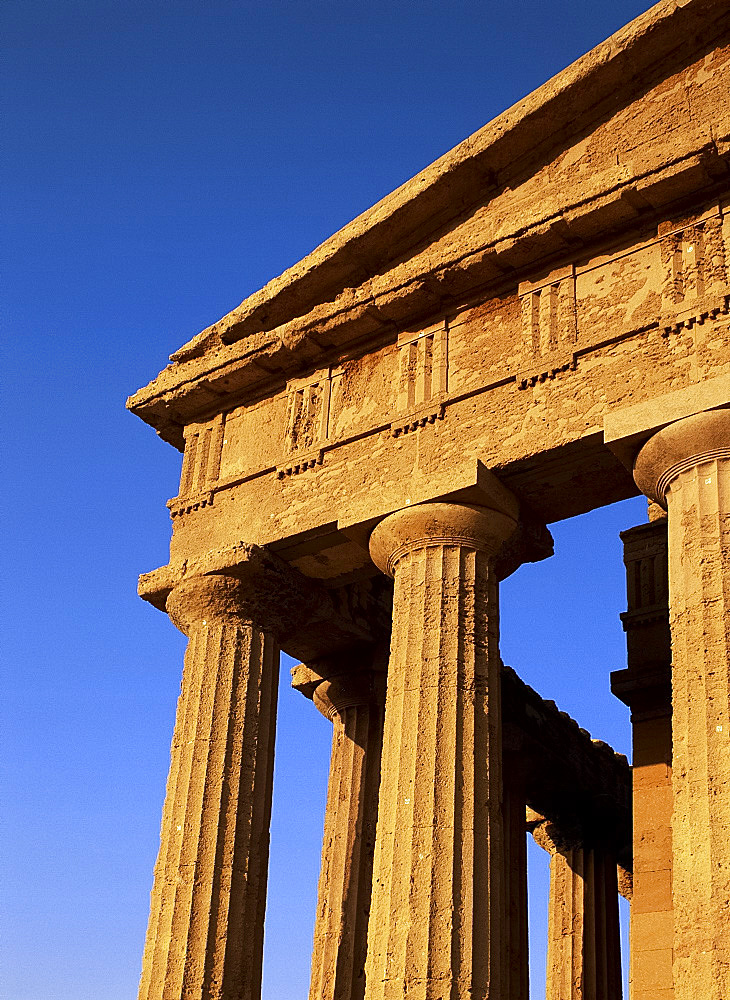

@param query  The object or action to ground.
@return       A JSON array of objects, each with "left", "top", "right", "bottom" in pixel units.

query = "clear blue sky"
[{"left": 3, "top": 2, "right": 654, "bottom": 997}]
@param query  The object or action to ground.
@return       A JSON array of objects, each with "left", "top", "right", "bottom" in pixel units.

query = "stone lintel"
[
  {"left": 338, "top": 460, "right": 553, "bottom": 579},
  {"left": 165, "top": 426, "right": 633, "bottom": 574},
  {"left": 337, "top": 459, "right": 519, "bottom": 548},
  {"left": 138, "top": 542, "right": 391, "bottom": 663},
  {"left": 502, "top": 665, "right": 632, "bottom": 863},
  {"left": 603, "top": 372, "right": 730, "bottom": 470},
  {"left": 610, "top": 664, "right": 672, "bottom": 722}
]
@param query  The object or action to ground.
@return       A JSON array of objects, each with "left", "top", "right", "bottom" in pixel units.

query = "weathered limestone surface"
[
  {"left": 151, "top": 195, "right": 730, "bottom": 572},
  {"left": 128, "top": 4, "right": 730, "bottom": 997},
  {"left": 139, "top": 574, "right": 279, "bottom": 1000},
  {"left": 503, "top": 752, "right": 529, "bottom": 1000},
  {"left": 503, "top": 665, "right": 632, "bottom": 869},
  {"left": 634, "top": 409, "right": 730, "bottom": 1000},
  {"left": 365, "top": 501, "right": 516, "bottom": 999},
  {"left": 292, "top": 654, "right": 387, "bottom": 1000},
  {"left": 531, "top": 818, "right": 623, "bottom": 1000},
  {"left": 612, "top": 518, "right": 674, "bottom": 1000}
]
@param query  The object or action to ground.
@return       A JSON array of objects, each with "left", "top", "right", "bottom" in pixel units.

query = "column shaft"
[
  {"left": 503, "top": 757, "right": 529, "bottom": 1000},
  {"left": 612, "top": 518, "right": 674, "bottom": 1000},
  {"left": 139, "top": 577, "right": 279, "bottom": 1000},
  {"left": 665, "top": 457, "right": 730, "bottom": 995},
  {"left": 546, "top": 847, "right": 583, "bottom": 1000},
  {"left": 634, "top": 411, "right": 730, "bottom": 1000},
  {"left": 630, "top": 714, "right": 673, "bottom": 1000},
  {"left": 543, "top": 842, "right": 622, "bottom": 1000},
  {"left": 367, "top": 501, "right": 517, "bottom": 1000},
  {"left": 309, "top": 699, "right": 384, "bottom": 1000}
]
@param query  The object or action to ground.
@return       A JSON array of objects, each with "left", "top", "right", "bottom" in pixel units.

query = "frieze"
[
  {"left": 513, "top": 203, "right": 729, "bottom": 390},
  {"left": 169, "top": 203, "right": 729, "bottom": 520},
  {"left": 659, "top": 205, "right": 728, "bottom": 335},
  {"left": 178, "top": 414, "right": 225, "bottom": 496},
  {"left": 275, "top": 366, "right": 341, "bottom": 477},
  {"left": 170, "top": 414, "right": 225, "bottom": 516},
  {"left": 393, "top": 322, "right": 448, "bottom": 430},
  {"left": 284, "top": 367, "right": 333, "bottom": 452},
  {"left": 517, "top": 265, "right": 577, "bottom": 389}
]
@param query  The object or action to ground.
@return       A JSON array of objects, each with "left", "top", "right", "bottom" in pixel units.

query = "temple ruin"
[{"left": 127, "top": 0, "right": 730, "bottom": 996}]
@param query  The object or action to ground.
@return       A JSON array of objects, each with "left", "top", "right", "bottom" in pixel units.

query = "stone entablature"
[{"left": 149, "top": 197, "right": 729, "bottom": 581}]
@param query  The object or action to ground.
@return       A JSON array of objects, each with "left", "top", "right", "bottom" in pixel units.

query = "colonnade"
[{"left": 138, "top": 408, "right": 729, "bottom": 1000}]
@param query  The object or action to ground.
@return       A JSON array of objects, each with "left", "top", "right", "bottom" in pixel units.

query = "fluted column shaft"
[
  {"left": 612, "top": 518, "right": 673, "bottom": 1000},
  {"left": 531, "top": 820, "right": 622, "bottom": 1000},
  {"left": 304, "top": 665, "right": 386, "bottom": 1000},
  {"left": 634, "top": 409, "right": 730, "bottom": 1000},
  {"left": 366, "top": 501, "right": 517, "bottom": 1000},
  {"left": 503, "top": 754, "right": 528, "bottom": 1000},
  {"left": 138, "top": 573, "right": 280, "bottom": 1000}
]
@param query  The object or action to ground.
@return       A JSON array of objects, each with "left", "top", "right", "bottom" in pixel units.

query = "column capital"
[
  {"left": 369, "top": 501, "right": 517, "bottom": 578},
  {"left": 159, "top": 542, "right": 324, "bottom": 640},
  {"left": 313, "top": 673, "right": 385, "bottom": 721},
  {"left": 633, "top": 408, "right": 730, "bottom": 507},
  {"left": 526, "top": 809, "right": 583, "bottom": 855},
  {"left": 292, "top": 644, "right": 388, "bottom": 721},
  {"left": 166, "top": 559, "right": 317, "bottom": 638},
  {"left": 143, "top": 542, "right": 391, "bottom": 661},
  {"left": 166, "top": 573, "right": 254, "bottom": 635}
]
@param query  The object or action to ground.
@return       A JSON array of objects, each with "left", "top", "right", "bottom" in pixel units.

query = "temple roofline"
[
  {"left": 173, "top": 0, "right": 724, "bottom": 351},
  {"left": 127, "top": 0, "right": 730, "bottom": 449}
]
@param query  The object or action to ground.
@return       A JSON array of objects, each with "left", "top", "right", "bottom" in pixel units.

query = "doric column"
[
  {"left": 138, "top": 572, "right": 280, "bottom": 1000},
  {"left": 502, "top": 750, "right": 529, "bottom": 1000},
  {"left": 633, "top": 409, "right": 730, "bottom": 1000},
  {"left": 294, "top": 653, "right": 386, "bottom": 1000},
  {"left": 365, "top": 500, "right": 517, "bottom": 1000},
  {"left": 529, "top": 817, "right": 623, "bottom": 1000},
  {"left": 611, "top": 516, "right": 673, "bottom": 1000}
]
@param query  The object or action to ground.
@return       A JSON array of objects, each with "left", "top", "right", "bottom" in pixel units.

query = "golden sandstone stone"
[{"left": 129, "top": 1, "right": 730, "bottom": 997}]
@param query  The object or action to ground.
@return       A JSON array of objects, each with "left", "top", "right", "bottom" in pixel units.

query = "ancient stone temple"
[{"left": 128, "top": 0, "right": 730, "bottom": 996}]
